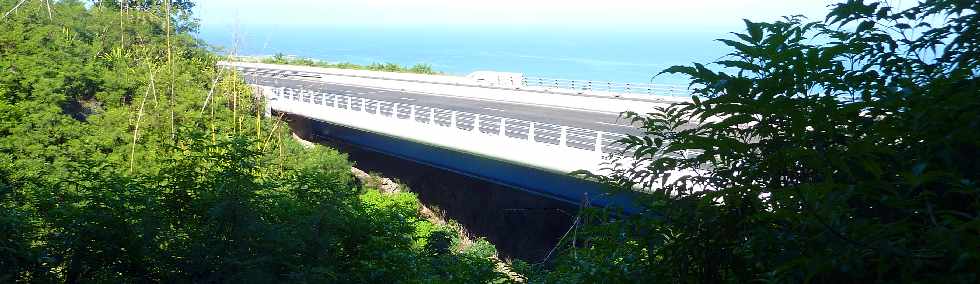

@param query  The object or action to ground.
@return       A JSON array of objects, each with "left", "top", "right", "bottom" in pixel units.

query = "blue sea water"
[{"left": 197, "top": 26, "right": 731, "bottom": 85}]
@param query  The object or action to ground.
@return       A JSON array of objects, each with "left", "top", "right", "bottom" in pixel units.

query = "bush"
[
  {"left": 0, "top": 1, "right": 506, "bottom": 282},
  {"left": 425, "top": 230, "right": 456, "bottom": 255},
  {"left": 463, "top": 238, "right": 499, "bottom": 260},
  {"left": 258, "top": 56, "right": 441, "bottom": 75},
  {"left": 543, "top": 0, "right": 980, "bottom": 283}
]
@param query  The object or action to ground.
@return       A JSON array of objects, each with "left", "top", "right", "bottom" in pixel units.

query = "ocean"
[{"left": 197, "top": 26, "right": 731, "bottom": 85}]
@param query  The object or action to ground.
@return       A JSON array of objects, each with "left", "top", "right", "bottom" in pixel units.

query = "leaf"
[
  {"left": 659, "top": 65, "right": 697, "bottom": 77},
  {"left": 856, "top": 21, "right": 875, "bottom": 33},
  {"left": 717, "top": 39, "right": 757, "bottom": 57},
  {"left": 744, "top": 19, "right": 763, "bottom": 43},
  {"left": 717, "top": 60, "right": 763, "bottom": 72},
  {"left": 733, "top": 32, "right": 755, "bottom": 44}
]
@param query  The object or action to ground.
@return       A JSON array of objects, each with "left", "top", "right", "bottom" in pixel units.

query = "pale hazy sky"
[{"left": 195, "top": 0, "right": 840, "bottom": 31}]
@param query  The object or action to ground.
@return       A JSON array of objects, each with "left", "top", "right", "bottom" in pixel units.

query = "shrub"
[
  {"left": 545, "top": 0, "right": 980, "bottom": 283},
  {"left": 0, "top": 1, "right": 505, "bottom": 282}
]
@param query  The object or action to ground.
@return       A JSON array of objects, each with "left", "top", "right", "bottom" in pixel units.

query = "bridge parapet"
[
  {"left": 223, "top": 62, "right": 692, "bottom": 114},
  {"left": 265, "top": 86, "right": 635, "bottom": 174},
  {"left": 521, "top": 77, "right": 689, "bottom": 97}
]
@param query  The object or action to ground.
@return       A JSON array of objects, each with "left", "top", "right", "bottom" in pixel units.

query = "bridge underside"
[{"left": 279, "top": 111, "right": 638, "bottom": 211}]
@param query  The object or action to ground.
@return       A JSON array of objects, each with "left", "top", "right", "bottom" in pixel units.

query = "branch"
[{"left": 2, "top": 0, "right": 30, "bottom": 20}]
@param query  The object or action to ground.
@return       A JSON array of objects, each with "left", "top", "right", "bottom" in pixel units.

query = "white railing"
[
  {"left": 522, "top": 76, "right": 690, "bottom": 97},
  {"left": 271, "top": 87, "right": 631, "bottom": 155},
  {"left": 226, "top": 63, "right": 692, "bottom": 98}
]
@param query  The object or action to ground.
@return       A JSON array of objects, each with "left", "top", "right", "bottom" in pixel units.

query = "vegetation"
[
  {"left": 530, "top": 0, "right": 979, "bottom": 283},
  {"left": 4, "top": 0, "right": 976, "bottom": 283},
  {"left": 0, "top": 0, "right": 505, "bottom": 282},
  {"left": 240, "top": 53, "right": 441, "bottom": 75}
]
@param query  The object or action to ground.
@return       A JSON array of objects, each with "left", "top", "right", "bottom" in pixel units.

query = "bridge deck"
[
  {"left": 249, "top": 76, "right": 643, "bottom": 136},
  {"left": 229, "top": 63, "right": 697, "bottom": 211}
]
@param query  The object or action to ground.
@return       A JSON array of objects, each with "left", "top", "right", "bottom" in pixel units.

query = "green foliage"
[
  {"left": 0, "top": 1, "right": 506, "bottom": 282},
  {"left": 271, "top": 52, "right": 287, "bottom": 64},
  {"left": 462, "top": 238, "right": 498, "bottom": 260},
  {"left": 425, "top": 229, "right": 455, "bottom": 255},
  {"left": 247, "top": 54, "right": 443, "bottom": 75},
  {"left": 541, "top": 1, "right": 980, "bottom": 283},
  {"left": 409, "top": 63, "right": 436, "bottom": 74}
]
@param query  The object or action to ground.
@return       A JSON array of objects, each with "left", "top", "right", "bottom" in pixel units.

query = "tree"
[
  {"left": 270, "top": 52, "right": 289, "bottom": 64},
  {"left": 0, "top": 1, "right": 509, "bottom": 282},
  {"left": 539, "top": 0, "right": 979, "bottom": 282}
]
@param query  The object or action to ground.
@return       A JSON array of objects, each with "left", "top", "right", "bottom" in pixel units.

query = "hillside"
[{"left": 0, "top": 1, "right": 506, "bottom": 282}]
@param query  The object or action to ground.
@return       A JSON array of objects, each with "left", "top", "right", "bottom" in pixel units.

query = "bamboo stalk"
[
  {"left": 277, "top": 133, "right": 284, "bottom": 173},
  {"left": 44, "top": 0, "right": 51, "bottom": 19},
  {"left": 262, "top": 112, "right": 285, "bottom": 150},
  {"left": 210, "top": 75, "right": 216, "bottom": 143},
  {"left": 164, "top": 0, "right": 175, "bottom": 141},
  {"left": 232, "top": 74, "right": 238, "bottom": 134},
  {"left": 2, "top": 0, "right": 30, "bottom": 20},
  {"left": 130, "top": 71, "right": 155, "bottom": 173},
  {"left": 120, "top": 0, "right": 126, "bottom": 49},
  {"left": 200, "top": 68, "right": 224, "bottom": 112},
  {"left": 149, "top": 65, "right": 158, "bottom": 107},
  {"left": 210, "top": 95, "right": 216, "bottom": 143},
  {"left": 256, "top": 87, "right": 262, "bottom": 138}
]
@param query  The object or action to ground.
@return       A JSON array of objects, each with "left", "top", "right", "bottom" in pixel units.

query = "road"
[{"left": 244, "top": 74, "right": 644, "bottom": 137}]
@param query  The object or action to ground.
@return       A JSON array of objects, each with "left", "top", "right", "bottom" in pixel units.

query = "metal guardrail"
[
  {"left": 522, "top": 77, "right": 690, "bottom": 97},
  {"left": 271, "top": 87, "right": 631, "bottom": 155},
  {"left": 228, "top": 64, "right": 692, "bottom": 98}
]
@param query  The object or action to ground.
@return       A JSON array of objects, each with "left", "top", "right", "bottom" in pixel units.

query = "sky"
[{"left": 195, "top": 0, "right": 840, "bottom": 32}]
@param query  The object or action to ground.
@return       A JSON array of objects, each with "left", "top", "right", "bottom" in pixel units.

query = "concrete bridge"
[{"left": 221, "top": 61, "right": 692, "bottom": 211}]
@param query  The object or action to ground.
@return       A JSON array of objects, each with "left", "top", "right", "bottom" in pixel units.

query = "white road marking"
[
  {"left": 400, "top": 97, "right": 416, "bottom": 101},
  {"left": 482, "top": 107, "right": 506, "bottom": 112}
]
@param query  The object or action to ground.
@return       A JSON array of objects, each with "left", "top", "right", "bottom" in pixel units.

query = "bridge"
[{"left": 221, "top": 61, "right": 691, "bottom": 211}]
